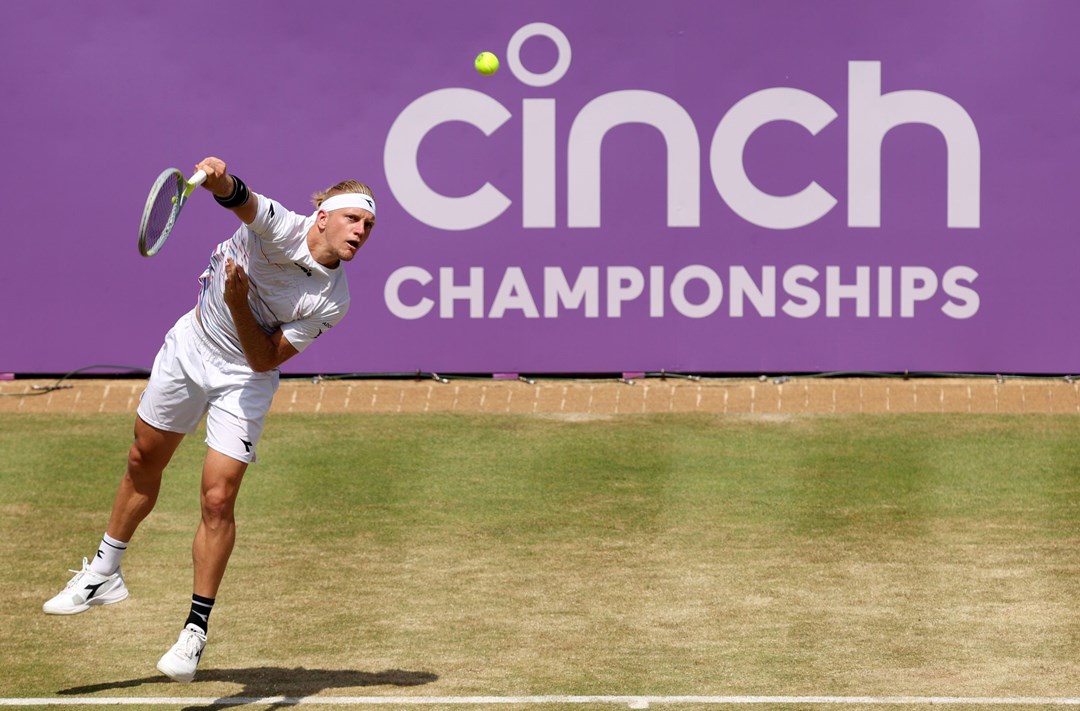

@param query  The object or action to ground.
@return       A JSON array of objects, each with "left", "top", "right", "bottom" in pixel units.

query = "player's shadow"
[{"left": 58, "top": 666, "right": 439, "bottom": 710}]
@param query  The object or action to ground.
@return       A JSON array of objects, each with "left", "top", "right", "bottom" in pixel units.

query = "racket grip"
[{"left": 187, "top": 169, "right": 208, "bottom": 187}]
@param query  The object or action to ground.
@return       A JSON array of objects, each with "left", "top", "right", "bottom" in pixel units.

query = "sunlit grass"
[{"left": 2, "top": 413, "right": 1078, "bottom": 704}]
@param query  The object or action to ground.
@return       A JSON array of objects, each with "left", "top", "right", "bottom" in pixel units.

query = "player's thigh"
[
  {"left": 137, "top": 315, "right": 210, "bottom": 435},
  {"left": 204, "top": 369, "right": 279, "bottom": 464},
  {"left": 129, "top": 416, "right": 187, "bottom": 472}
]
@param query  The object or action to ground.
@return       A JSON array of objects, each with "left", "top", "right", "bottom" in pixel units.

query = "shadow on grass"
[{"left": 59, "top": 666, "right": 439, "bottom": 709}]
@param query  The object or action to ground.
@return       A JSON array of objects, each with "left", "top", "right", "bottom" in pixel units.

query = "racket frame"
[{"left": 138, "top": 168, "right": 207, "bottom": 257}]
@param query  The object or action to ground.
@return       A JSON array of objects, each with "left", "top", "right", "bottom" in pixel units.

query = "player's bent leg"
[
  {"left": 107, "top": 417, "right": 186, "bottom": 541},
  {"left": 44, "top": 417, "right": 183, "bottom": 616}
]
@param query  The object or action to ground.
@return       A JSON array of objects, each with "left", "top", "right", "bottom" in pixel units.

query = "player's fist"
[
  {"left": 223, "top": 258, "right": 250, "bottom": 310},
  {"left": 195, "top": 157, "right": 233, "bottom": 198}
]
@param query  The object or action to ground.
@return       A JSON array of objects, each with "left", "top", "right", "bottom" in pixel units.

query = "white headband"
[{"left": 318, "top": 192, "right": 376, "bottom": 216}]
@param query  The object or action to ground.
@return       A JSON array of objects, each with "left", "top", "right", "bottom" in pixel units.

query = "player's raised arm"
[{"left": 195, "top": 157, "right": 258, "bottom": 225}]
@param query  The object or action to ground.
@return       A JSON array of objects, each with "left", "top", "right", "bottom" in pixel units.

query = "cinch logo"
[{"left": 384, "top": 23, "right": 981, "bottom": 232}]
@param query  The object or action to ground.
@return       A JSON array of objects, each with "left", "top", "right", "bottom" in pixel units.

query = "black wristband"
[{"left": 214, "top": 175, "right": 250, "bottom": 209}]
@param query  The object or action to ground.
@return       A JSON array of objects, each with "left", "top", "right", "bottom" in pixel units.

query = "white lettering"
[
  {"left": 730, "top": 266, "right": 776, "bottom": 317},
  {"left": 607, "top": 266, "right": 645, "bottom": 317},
  {"left": 711, "top": 88, "right": 838, "bottom": 229},
  {"left": 440, "top": 267, "right": 485, "bottom": 318},
  {"left": 878, "top": 266, "right": 893, "bottom": 317},
  {"left": 568, "top": 91, "right": 700, "bottom": 228},
  {"left": 489, "top": 267, "right": 539, "bottom": 318},
  {"left": 385, "top": 31, "right": 981, "bottom": 232},
  {"left": 523, "top": 99, "right": 557, "bottom": 228},
  {"left": 782, "top": 265, "right": 821, "bottom": 318},
  {"left": 387, "top": 264, "right": 980, "bottom": 321},
  {"left": 384, "top": 89, "right": 511, "bottom": 230},
  {"left": 506, "top": 23, "right": 572, "bottom": 87},
  {"left": 941, "top": 265, "right": 980, "bottom": 319},
  {"left": 670, "top": 265, "right": 724, "bottom": 318},
  {"left": 826, "top": 266, "right": 871, "bottom": 317},
  {"left": 650, "top": 266, "right": 665, "bottom": 317},
  {"left": 544, "top": 266, "right": 599, "bottom": 317},
  {"left": 899, "top": 266, "right": 939, "bottom": 318},
  {"left": 849, "top": 61, "right": 981, "bottom": 228},
  {"left": 384, "top": 266, "right": 434, "bottom": 320}
]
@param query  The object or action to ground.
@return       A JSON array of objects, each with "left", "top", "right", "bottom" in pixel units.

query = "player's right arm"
[
  {"left": 223, "top": 258, "right": 299, "bottom": 372},
  {"left": 195, "top": 157, "right": 259, "bottom": 225}
]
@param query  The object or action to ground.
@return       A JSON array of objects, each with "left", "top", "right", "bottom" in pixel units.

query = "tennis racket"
[{"left": 138, "top": 167, "right": 207, "bottom": 257}]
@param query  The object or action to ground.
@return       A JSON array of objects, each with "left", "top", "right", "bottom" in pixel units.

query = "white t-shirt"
[{"left": 195, "top": 192, "right": 350, "bottom": 365}]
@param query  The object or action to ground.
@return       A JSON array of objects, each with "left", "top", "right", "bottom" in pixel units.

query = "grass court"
[{"left": 1, "top": 411, "right": 1078, "bottom": 709}]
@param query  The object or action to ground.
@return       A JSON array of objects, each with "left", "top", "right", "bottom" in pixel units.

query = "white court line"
[{"left": 3, "top": 697, "right": 1080, "bottom": 707}]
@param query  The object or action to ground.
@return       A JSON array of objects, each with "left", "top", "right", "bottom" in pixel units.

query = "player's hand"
[
  {"left": 195, "top": 157, "right": 233, "bottom": 198},
  {"left": 223, "top": 258, "right": 250, "bottom": 311}
]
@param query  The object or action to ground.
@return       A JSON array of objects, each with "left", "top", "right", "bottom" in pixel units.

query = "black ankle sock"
[{"left": 185, "top": 594, "right": 215, "bottom": 634}]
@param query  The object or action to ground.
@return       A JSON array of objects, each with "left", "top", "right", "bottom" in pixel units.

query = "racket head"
[{"left": 138, "top": 168, "right": 185, "bottom": 257}]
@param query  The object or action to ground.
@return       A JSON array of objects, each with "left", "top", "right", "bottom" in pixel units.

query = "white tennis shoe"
[
  {"left": 156, "top": 624, "right": 207, "bottom": 683},
  {"left": 43, "top": 557, "right": 129, "bottom": 615}
]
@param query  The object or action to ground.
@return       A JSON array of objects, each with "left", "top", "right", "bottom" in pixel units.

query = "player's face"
[{"left": 321, "top": 207, "right": 375, "bottom": 265}]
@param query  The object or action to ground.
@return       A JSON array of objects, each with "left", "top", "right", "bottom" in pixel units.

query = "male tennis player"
[{"left": 43, "top": 157, "right": 376, "bottom": 683}]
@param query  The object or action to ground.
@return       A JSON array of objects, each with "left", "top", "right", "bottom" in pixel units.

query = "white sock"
[{"left": 88, "top": 533, "right": 128, "bottom": 576}]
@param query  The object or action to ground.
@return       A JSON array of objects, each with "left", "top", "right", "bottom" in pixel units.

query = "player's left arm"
[{"left": 223, "top": 258, "right": 298, "bottom": 372}]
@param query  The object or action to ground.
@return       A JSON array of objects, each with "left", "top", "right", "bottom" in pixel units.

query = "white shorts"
[{"left": 137, "top": 310, "right": 279, "bottom": 464}]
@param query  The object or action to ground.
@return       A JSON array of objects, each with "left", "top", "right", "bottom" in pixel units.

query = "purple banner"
[{"left": 3, "top": 1, "right": 1078, "bottom": 374}]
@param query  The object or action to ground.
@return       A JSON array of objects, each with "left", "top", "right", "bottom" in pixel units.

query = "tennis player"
[{"left": 43, "top": 157, "right": 376, "bottom": 683}]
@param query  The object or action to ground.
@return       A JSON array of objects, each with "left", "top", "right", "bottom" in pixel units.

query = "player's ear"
[{"left": 316, "top": 209, "right": 329, "bottom": 229}]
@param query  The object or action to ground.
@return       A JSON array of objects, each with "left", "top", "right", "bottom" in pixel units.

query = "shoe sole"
[{"left": 43, "top": 588, "right": 129, "bottom": 615}]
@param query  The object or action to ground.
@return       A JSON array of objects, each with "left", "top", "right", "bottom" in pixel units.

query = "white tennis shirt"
[{"left": 195, "top": 192, "right": 350, "bottom": 365}]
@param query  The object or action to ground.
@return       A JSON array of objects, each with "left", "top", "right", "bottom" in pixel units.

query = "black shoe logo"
[{"left": 83, "top": 581, "right": 106, "bottom": 599}]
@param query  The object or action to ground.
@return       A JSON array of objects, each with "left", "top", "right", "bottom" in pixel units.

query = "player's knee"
[
  {"left": 126, "top": 440, "right": 165, "bottom": 481},
  {"left": 200, "top": 488, "right": 237, "bottom": 525},
  {"left": 128, "top": 420, "right": 179, "bottom": 475}
]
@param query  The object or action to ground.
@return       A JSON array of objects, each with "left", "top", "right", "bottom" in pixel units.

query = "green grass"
[{"left": 2, "top": 413, "right": 1079, "bottom": 709}]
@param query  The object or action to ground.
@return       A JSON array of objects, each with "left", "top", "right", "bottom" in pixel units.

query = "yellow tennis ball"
[{"left": 475, "top": 51, "right": 499, "bottom": 76}]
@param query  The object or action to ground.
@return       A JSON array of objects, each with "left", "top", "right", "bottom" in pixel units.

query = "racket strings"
[{"left": 141, "top": 174, "right": 183, "bottom": 254}]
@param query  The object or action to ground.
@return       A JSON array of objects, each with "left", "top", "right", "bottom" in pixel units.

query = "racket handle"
[{"left": 187, "top": 169, "right": 208, "bottom": 187}]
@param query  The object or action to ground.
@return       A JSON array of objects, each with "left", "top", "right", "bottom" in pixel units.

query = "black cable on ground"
[{"left": 0, "top": 365, "right": 151, "bottom": 397}]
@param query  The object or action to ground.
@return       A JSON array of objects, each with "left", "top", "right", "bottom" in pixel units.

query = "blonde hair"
[{"left": 312, "top": 180, "right": 375, "bottom": 209}]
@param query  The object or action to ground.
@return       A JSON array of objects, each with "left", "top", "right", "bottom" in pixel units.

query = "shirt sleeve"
[
  {"left": 246, "top": 192, "right": 308, "bottom": 245},
  {"left": 280, "top": 300, "right": 350, "bottom": 354}
]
